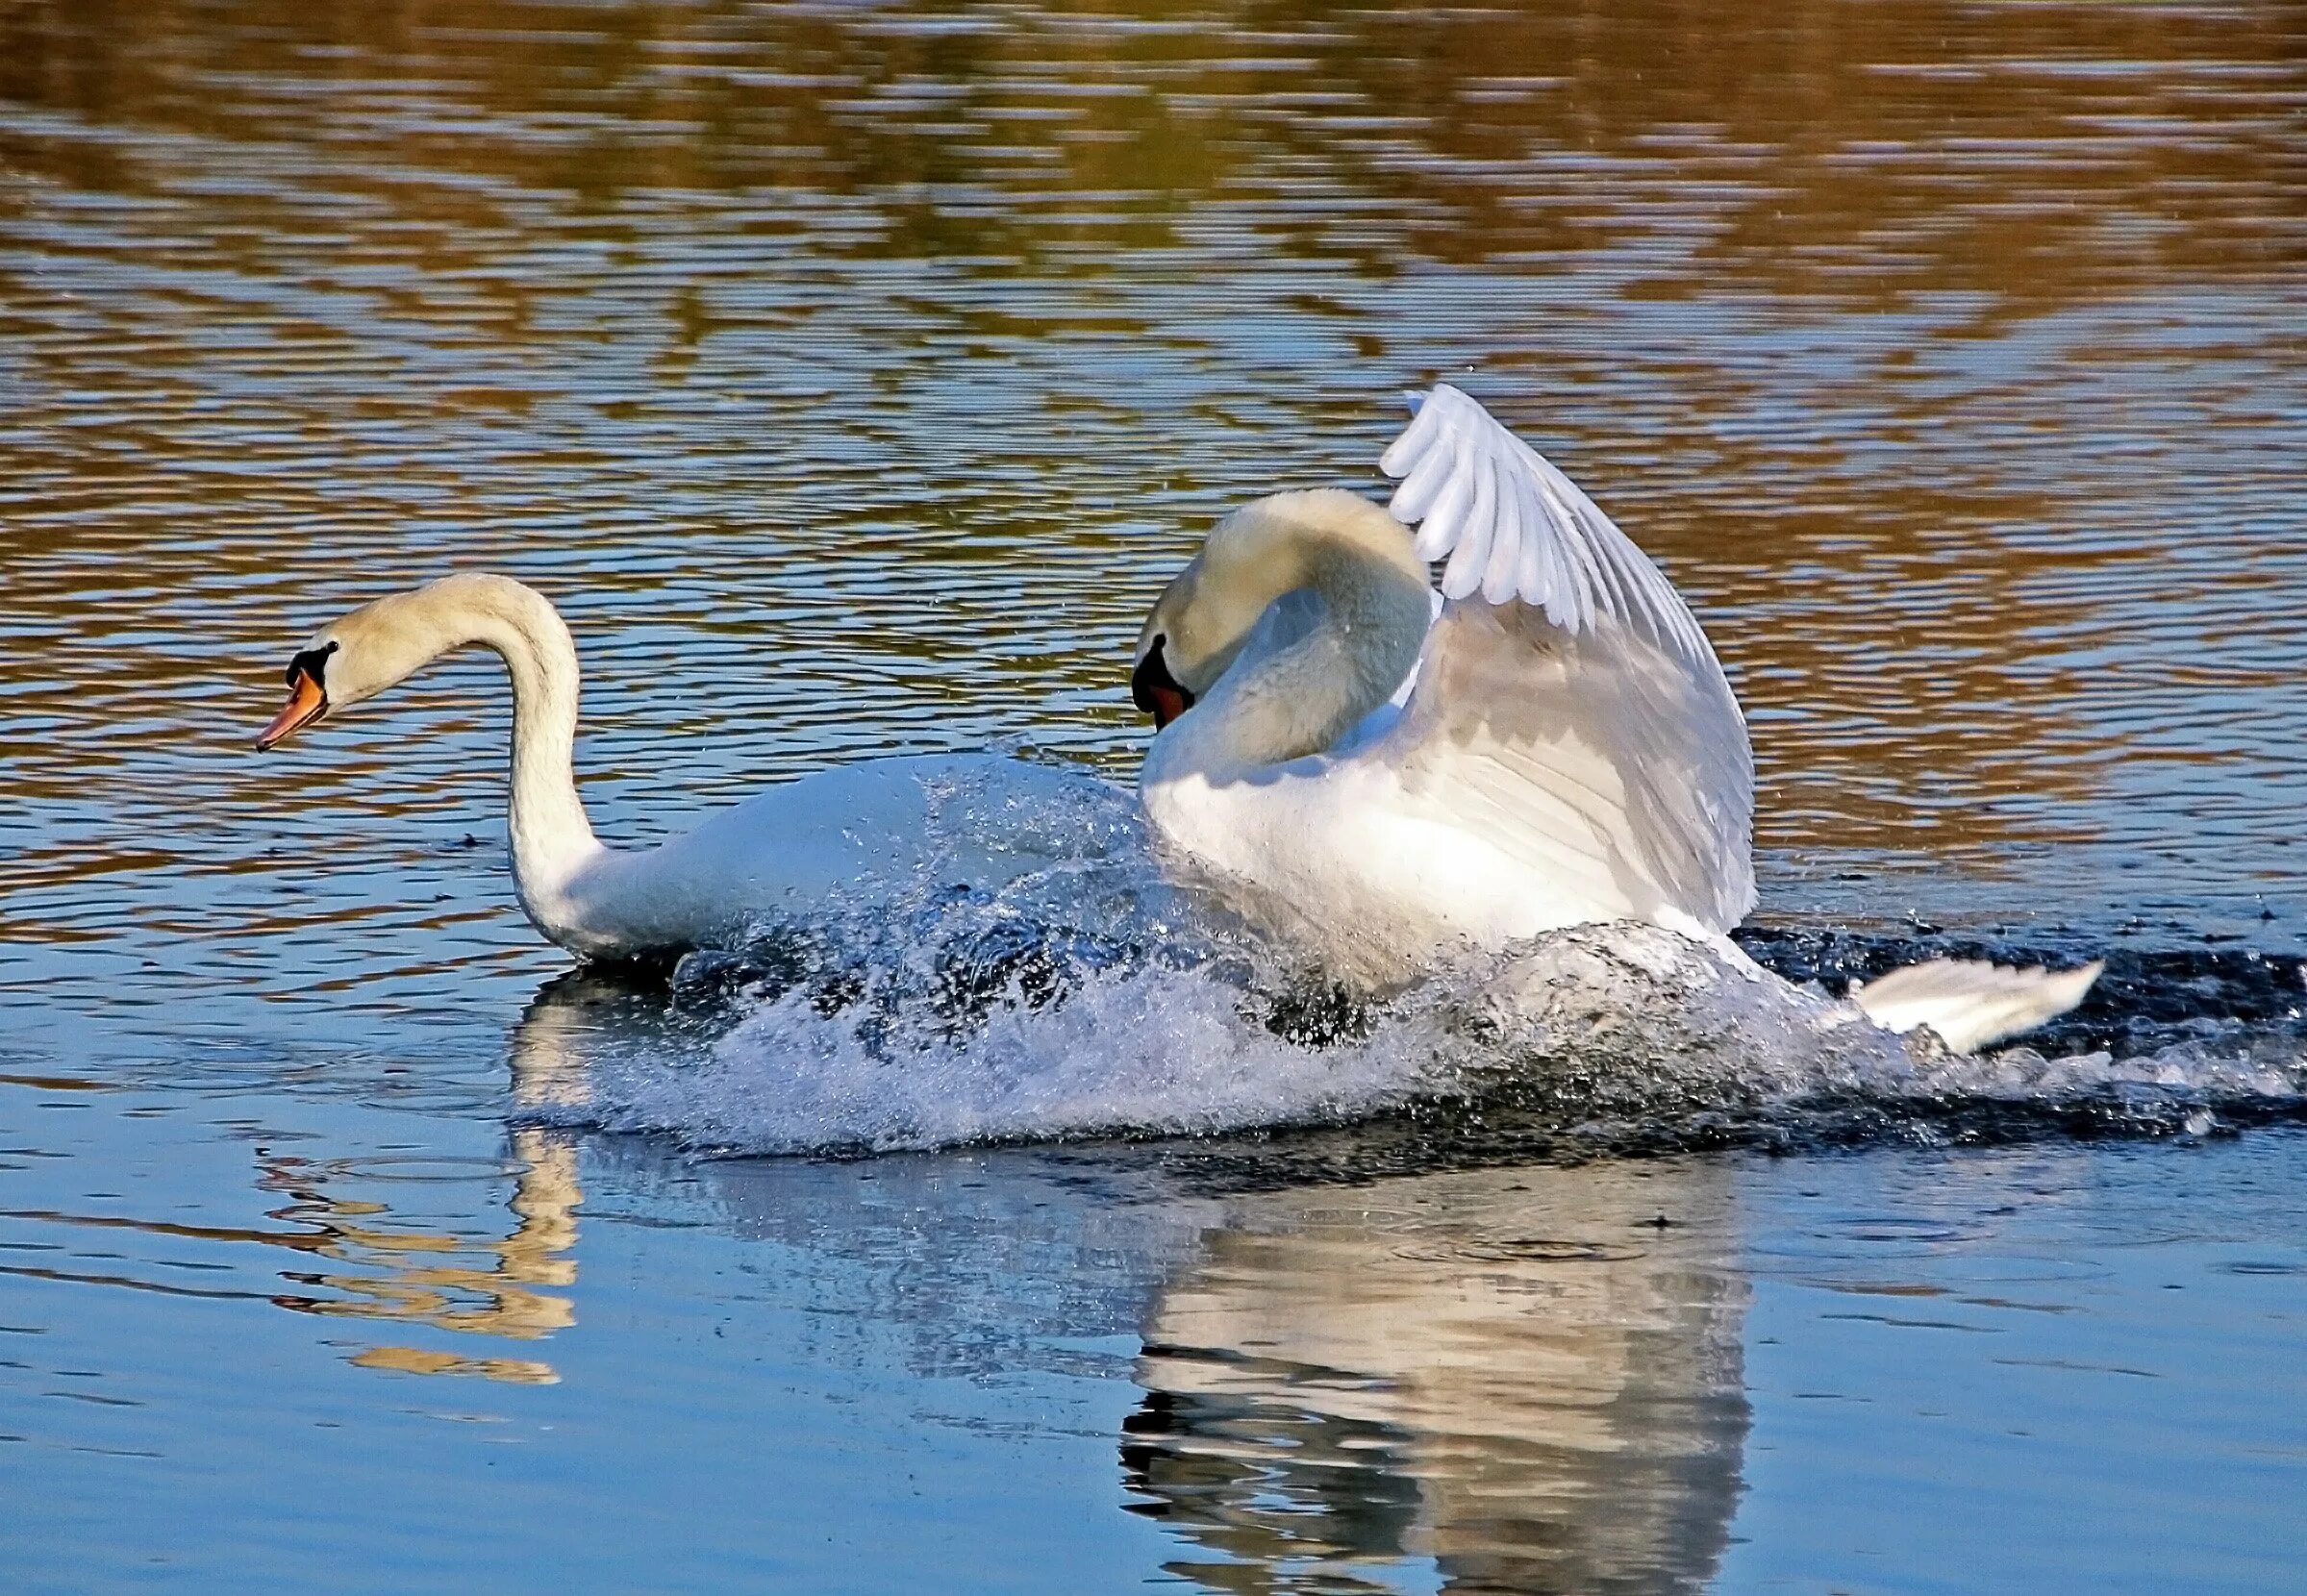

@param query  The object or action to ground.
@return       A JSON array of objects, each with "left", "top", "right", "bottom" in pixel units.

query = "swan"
[
  {"left": 1128, "top": 384, "right": 2099, "bottom": 1052},
  {"left": 253, "top": 572, "right": 1135, "bottom": 960}
]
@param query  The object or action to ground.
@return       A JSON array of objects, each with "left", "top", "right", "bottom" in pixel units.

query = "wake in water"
[{"left": 513, "top": 836, "right": 2307, "bottom": 1160}]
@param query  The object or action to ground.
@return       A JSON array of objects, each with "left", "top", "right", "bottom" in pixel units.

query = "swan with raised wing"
[
  {"left": 1129, "top": 385, "right": 2098, "bottom": 1052},
  {"left": 254, "top": 573, "right": 1133, "bottom": 960}
]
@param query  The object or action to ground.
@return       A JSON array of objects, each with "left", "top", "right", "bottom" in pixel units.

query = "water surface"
[{"left": 2, "top": 1, "right": 2303, "bottom": 1589}]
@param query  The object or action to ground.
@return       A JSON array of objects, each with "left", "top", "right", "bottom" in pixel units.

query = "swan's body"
[
  {"left": 1132, "top": 386, "right": 2098, "bottom": 1051},
  {"left": 1136, "top": 491, "right": 1747, "bottom": 981},
  {"left": 523, "top": 752, "right": 1127, "bottom": 960},
  {"left": 256, "top": 574, "right": 1133, "bottom": 960}
]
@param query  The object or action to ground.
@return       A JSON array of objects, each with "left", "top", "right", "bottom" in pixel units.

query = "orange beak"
[{"left": 256, "top": 667, "right": 328, "bottom": 751}]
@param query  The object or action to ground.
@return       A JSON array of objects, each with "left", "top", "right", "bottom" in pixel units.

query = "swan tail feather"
[{"left": 1849, "top": 958, "right": 2104, "bottom": 1054}]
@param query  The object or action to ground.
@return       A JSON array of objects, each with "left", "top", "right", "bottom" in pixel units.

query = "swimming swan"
[
  {"left": 255, "top": 572, "right": 1131, "bottom": 960},
  {"left": 1129, "top": 385, "right": 2098, "bottom": 1052}
]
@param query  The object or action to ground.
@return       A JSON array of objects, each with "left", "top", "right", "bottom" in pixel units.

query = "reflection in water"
[
  {"left": 53, "top": 982, "right": 612, "bottom": 1385},
  {"left": 265, "top": 1135, "right": 578, "bottom": 1385},
  {"left": 0, "top": 2, "right": 2298, "bottom": 1586},
  {"left": 257, "top": 1131, "right": 579, "bottom": 1385},
  {"left": 0, "top": 1133, "right": 582, "bottom": 1386},
  {"left": 494, "top": 972, "right": 1757, "bottom": 1590},
  {"left": 203, "top": 979, "right": 622, "bottom": 1383},
  {"left": 1128, "top": 1163, "right": 1747, "bottom": 1594}
]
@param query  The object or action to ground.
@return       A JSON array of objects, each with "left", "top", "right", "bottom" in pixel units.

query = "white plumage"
[
  {"left": 1372, "top": 384, "right": 1757, "bottom": 936},
  {"left": 1384, "top": 384, "right": 1714, "bottom": 661},
  {"left": 1134, "top": 385, "right": 2097, "bottom": 1050},
  {"left": 256, "top": 573, "right": 1135, "bottom": 961}
]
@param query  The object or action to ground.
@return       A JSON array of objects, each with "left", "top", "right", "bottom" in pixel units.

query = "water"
[{"left": 2, "top": 0, "right": 2303, "bottom": 1587}]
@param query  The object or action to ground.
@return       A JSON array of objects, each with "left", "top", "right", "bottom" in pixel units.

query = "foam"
[
  {"left": 555, "top": 961, "right": 1439, "bottom": 1155},
  {"left": 518, "top": 870, "right": 2307, "bottom": 1159}
]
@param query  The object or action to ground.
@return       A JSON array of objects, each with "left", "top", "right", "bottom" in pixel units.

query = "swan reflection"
[
  {"left": 341, "top": 960, "right": 1759, "bottom": 1584},
  {"left": 1127, "top": 1160, "right": 1749, "bottom": 1594},
  {"left": 233, "top": 975, "right": 614, "bottom": 1384},
  {"left": 507, "top": 968, "right": 1755, "bottom": 1587}
]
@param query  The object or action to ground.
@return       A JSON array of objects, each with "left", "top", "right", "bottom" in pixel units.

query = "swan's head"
[
  {"left": 255, "top": 574, "right": 522, "bottom": 751},
  {"left": 1129, "top": 561, "right": 1216, "bottom": 731},
  {"left": 1131, "top": 489, "right": 1423, "bottom": 730}
]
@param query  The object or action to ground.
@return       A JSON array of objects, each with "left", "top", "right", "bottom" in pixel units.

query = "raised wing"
[
  {"left": 1381, "top": 383, "right": 1715, "bottom": 661},
  {"left": 1370, "top": 386, "right": 1755, "bottom": 933}
]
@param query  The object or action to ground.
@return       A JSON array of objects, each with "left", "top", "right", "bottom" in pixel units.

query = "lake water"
[{"left": 2, "top": 1, "right": 2303, "bottom": 1589}]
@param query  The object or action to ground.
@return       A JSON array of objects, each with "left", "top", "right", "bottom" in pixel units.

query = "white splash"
[
  {"left": 518, "top": 876, "right": 2307, "bottom": 1158},
  {"left": 559, "top": 960, "right": 1440, "bottom": 1155}
]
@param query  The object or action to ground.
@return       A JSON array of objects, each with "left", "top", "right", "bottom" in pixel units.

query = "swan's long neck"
[
  {"left": 478, "top": 590, "right": 607, "bottom": 922},
  {"left": 360, "top": 577, "right": 609, "bottom": 937},
  {"left": 1146, "top": 536, "right": 1432, "bottom": 786}
]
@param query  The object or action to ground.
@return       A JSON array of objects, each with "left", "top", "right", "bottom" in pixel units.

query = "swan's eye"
[{"left": 285, "top": 640, "right": 339, "bottom": 688}]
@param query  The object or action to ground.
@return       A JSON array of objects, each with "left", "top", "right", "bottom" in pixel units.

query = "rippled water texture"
[{"left": 2, "top": 1, "right": 2303, "bottom": 1590}]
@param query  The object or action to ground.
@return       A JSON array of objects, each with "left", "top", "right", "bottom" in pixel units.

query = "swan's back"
[{"left": 560, "top": 755, "right": 1140, "bottom": 957}]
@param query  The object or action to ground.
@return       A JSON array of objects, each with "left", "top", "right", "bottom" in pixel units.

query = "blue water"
[
  {"left": 2, "top": 0, "right": 2304, "bottom": 1588},
  {"left": 5, "top": 1073, "right": 2301, "bottom": 1591}
]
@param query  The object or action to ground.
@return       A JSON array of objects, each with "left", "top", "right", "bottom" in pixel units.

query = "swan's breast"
[{"left": 1142, "top": 758, "right": 1684, "bottom": 982}]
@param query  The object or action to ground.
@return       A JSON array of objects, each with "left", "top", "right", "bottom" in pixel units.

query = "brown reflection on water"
[
  {"left": 1128, "top": 1160, "right": 1747, "bottom": 1594},
  {"left": 0, "top": 970, "right": 614, "bottom": 1385},
  {"left": 3, "top": 1, "right": 2294, "bottom": 295},
  {"left": 0, "top": 1134, "right": 582, "bottom": 1384},
  {"left": 240, "top": 979, "right": 618, "bottom": 1380},
  {"left": 0, "top": 0, "right": 2301, "bottom": 1034}
]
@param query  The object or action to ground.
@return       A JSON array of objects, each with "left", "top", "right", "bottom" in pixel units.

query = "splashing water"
[{"left": 519, "top": 832, "right": 2307, "bottom": 1160}]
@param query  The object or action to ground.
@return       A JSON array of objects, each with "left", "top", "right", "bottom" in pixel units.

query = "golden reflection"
[
  {"left": 254, "top": 1129, "right": 579, "bottom": 1382},
  {"left": 348, "top": 1344, "right": 558, "bottom": 1384},
  {"left": 2, "top": 0, "right": 2293, "bottom": 303},
  {"left": 272, "top": 968, "right": 650, "bottom": 1381},
  {"left": 0, "top": 1119, "right": 586, "bottom": 1384},
  {"left": 0, "top": 0, "right": 2299, "bottom": 1418},
  {"left": 1, "top": 0, "right": 2300, "bottom": 971},
  {"left": 1129, "top": 1160, "right": 1747, "bottom": 1594},
  {"left": 250, "top": 980, "right": 617, "bottom": 1378}
]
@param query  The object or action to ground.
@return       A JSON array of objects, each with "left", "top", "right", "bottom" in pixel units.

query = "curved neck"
[
  {"left": 480, "top": 594, "right": 605, "bottom": 910},
  {"left": 368, "top": 576, "right": 608, "bottom": 921},
  {"left": 1146, "top": 542, "right": 1431, "bottom": 786}
]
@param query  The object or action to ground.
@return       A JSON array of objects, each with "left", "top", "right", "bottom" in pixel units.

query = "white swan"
[
  {"left": 1129, "top": 385, "right": 2099, "bottom": 1052},
  {"left": 254, "top": 573, "right": 1133, "bottom": 960}
]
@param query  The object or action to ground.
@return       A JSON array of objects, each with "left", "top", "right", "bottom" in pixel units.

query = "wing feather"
[
  {"left": 1388, "top": 429, "right": 1454, "bottom": 529},
  {"left": 1526, "top": 465, "right": 1598, "bottom": 630},
  {"left": 1419, "top": 444, "right": 1478, "bottom": 571},
  {"left": 1384, "top": 384, "right": 1715, "bottom": 662},
  {"left": 1376, "top": 398, "right": 1442, "bottom": 488},
  {"left": 1442, "top": 449, "right": 1501, "bottom": 601},
  {"left": 1366, "top": 384, "right": 1755, "bottom": 933},
  {"left": 1479, "top": 452, "right": 1522, "bottom": 604},
  {"left": 1498, "top": 465, "right": 1542, "bottom": 606}
]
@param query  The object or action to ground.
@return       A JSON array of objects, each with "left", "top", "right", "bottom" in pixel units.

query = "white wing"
[
  {"left": 1381, "top": 384, "right": 1714, "bottom": 651},
  {"left": 1368, "top": 385, "right": 1755, "bottom": 932}
]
